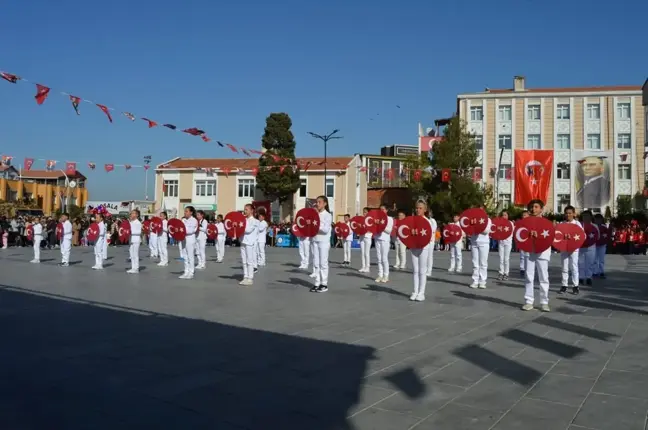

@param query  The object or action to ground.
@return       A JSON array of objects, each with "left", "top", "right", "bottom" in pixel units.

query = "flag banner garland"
[{"left": 0, "top": 68, "right": 267, "bottom": 156}]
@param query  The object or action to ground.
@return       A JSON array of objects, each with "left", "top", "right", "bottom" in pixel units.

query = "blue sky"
[{"left": 1, "top": 0, "right": 646, "bottom": 200}]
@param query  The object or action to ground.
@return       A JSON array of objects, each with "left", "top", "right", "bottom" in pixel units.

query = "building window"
[
  {"left": 586, "top": 134, "right": 601, "bottom": 150},
  {"left": 195, "top": 180, "right": 216, "bottom": 197},
  {"left": 7, "top": 190, "right": 17, "bottom": 202},
  {"left": 470, "top": 106, "right": 483, "bottom": 121},
  {"left": 556, "top": 134, "right": 571, "bottom": 149},
  {"left": 527, "top": 134, "right": 541, "bottom": 149},
  {"left": 617, "top": 133, "right": 631, "bottom": 149},
  {"left": 617, "top": 102, "right": 631, "bottom": 120},
  {"left": 499, "top": 193, "right": 511, "bottom": 207},
  {"left": 586, "top": 103, "right": 600, "bottom": 120},
  {"left": 473, "top": 135, "right": 483, "bottom": 151},
  {"left": 498, "top": 135, "right": 512, "bottom": 150},
  {"left": 498, "top": 164, "right": 512, "bottom": 179},
  {"left": 238, "top": 179, "right": 255, "bottom": 198},
  {"left": 325, "top": 178, "right": 334, "bottom": 198},
  {"left": 527, "top": 104, "right": 541, "bottom": 120},
  {"left": 556, "top": 104, "right": 570, "bottom": 120},
  {"left": 617, "top": 164, "right": 631, "bottom": 180},
  {"left": 557, "top": 164, "right": 570, "bottom": 180},
  {"left": 557, "top": 194, "right": 571, "bottom": 212},
  {"left": 163, "top": 180, "right": 178, "bottom": 198},
  {"left": 299, "top": 179, "right": 307, "bottom": 197},
  {"left": 498, "top": 106, "right": 512, "bottom": 121}
]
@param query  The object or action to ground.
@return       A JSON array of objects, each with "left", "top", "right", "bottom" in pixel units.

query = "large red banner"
[{"left": 514, "top": 150, "right": 553, "bottom": 206}]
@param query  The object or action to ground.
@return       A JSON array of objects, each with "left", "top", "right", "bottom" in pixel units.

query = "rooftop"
[
  {"left": 157, "top": 156, "right": 354, "bottom": 172},
  {"left": 19, "top": 170, "right": 87, "bottom": 180},
  {"left": 485, "top": 85, "right": 642, "bottom": 94}
]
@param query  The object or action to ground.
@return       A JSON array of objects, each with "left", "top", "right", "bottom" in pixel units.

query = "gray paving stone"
[
  {"left": 593, "top": 370, "right": 648, "bottom": 400},
  {"left": 415, "top": 402, "right": 503, "bottom": 429},
  {"left": 454, "top": 374, "right": 528, "bottom": 413},
  {"left": 492, "top": 397, "right": 578, "bottom": 430},
  {"left": 573, "top": 393, "right": 648, "bottom": 430},
  {"left": 372, "top": 381, "right": 465, "bottom": 417},
  {"left": 349, "top": 408, "right": 421, "bottom": 429},
  {"left": 526, "top": 374, "right": 596, "bottom": 406}
]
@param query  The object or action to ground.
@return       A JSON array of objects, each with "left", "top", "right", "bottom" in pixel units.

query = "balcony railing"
[{"left": 367, "top": 175, "right": 409, "bottom": 188}]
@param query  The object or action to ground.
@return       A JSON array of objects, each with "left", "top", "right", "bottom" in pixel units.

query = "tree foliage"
[
  {"left": 55, "top": 204, "right": 84, "bottom": 220},
  {"left": 617, "top": 195, "right": 632, "bottom": 217},
  {"left": 255, "top": 113, "right": 301, "bottom": 204},
  {"left": 405, "top": 116, "right": 491, "bottom": 223}
]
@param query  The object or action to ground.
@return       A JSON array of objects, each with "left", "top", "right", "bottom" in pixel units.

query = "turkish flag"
[
  {"left": 441, "top": 169, "right": 451, "bottom": 183},
  {"left": 514, "top": 150, "right": 553, "bottom": 206},
  {"left": 65, "top": 162, "right": 76, "bottom": 175}
]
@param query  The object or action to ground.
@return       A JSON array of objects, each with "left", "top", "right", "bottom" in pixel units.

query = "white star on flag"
[
  {"left": 541, "top": 230, "right": 549, "bottom": 238},
  {"left": 238, "top": 222, "right": 244, "bottom": 227},
  {"left": 504, "top": 226, "right": 509, "bottom": 232},
  {"left": 531, "top": 179, "right": 538, "bottom": 185},
  {"left": 478, "top": 218, "right": 485, "bottom": 224},
  {"left": 180, "top": 227, "right": 185, "bottom": 232},
  {"left": 589, "top": 233, "right": 595, "bottom": 239},
  {"left": 421, "top": 229, "right": 427, "bottom": 236},
  {"left": 313, "top": 220, "right": 318, "bottom": 226},
  {"left": 574, "top": 234, "right": 580, "bottom": 240}
]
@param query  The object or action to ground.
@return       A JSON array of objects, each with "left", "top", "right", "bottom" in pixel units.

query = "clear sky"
[{"left": 1, "top": 0, "right": 646, "bottom": 200}]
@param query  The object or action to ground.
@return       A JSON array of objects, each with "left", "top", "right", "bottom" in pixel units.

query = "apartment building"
[
  {"left": 154, "top": 156, "right": 368, "bottom": 221},
  {"left": 458, "top": 76, "right": 645, "bottom": 213}
]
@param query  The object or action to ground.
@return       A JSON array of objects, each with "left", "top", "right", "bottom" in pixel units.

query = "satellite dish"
[{"left": 68, "top": 180, "right": 77, "bottom": 188}]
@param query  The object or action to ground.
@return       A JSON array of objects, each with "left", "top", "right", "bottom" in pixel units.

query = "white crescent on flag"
[
  {"left": 398, "top": 224, "right": 410, "bottom": 238},
  {"left": 365, "top": 217, "right": 374, "bottom": 227},
  {"left": 224, "top": 219, "right": 232, "bottom": 230},
  {"left": 459, "top": 217, "right": 469, "bottom": 228},
  {"left": 515, "top": 227, "right": 529, "bottom": 243},
  {"left": 296, "top": 216, "right": 305, "bottom": 228}
]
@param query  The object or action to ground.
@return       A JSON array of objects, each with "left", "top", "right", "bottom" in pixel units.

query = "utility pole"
[
  {"left": 307, "top": 130, "right": 342, "bottom": 195},
  {"left": 143, "top": 155, "right": 152, "bottom": 200}
]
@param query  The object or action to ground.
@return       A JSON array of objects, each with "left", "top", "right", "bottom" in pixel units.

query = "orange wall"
[{"left": 0, "top": 179, "right": 88, "bottom": 215}]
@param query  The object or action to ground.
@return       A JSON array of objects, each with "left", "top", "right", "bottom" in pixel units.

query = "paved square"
[{"left": 1, "top": 244, "right": 647, "bottom": 429}]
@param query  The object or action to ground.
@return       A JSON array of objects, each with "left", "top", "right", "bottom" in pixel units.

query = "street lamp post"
[
  {"left": 307, "top": 130, "right": 342, "bottom": 195},
  {"left": 143, "top": 155, "right": 152, "bottom": 200}
]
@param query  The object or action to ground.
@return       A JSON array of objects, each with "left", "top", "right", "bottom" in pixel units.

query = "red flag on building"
[
  {"left": 222, "top": 167, "right": 231, "bottom": 177},
  {"left": 104, "top": 164, "right": 114, "bottom": 172},
  {"left": 143, "top": 165, "right": 150, "bottom": 171},
  {"left": 413, "top": 170, "right": 422, "bottom": 182},
  {"left": 441, "top": 169, "right": 451, "bottom": 183},
  {"left": 251, "top": 167, "right": 259, "bottom": 176},
  {"left": 201, "top": 135, "right": 211, "bottom": 142},
  {"left": 472, "top": 167, "right": 482, "bottom": 182},
  {"left": 34, "top": 84, "right": 50, "bottom": 105},
  {"left": 514, "top": 150, "right": 553, "bottom": 205},
  {"left": 88, "top": 162, "right": 96, "bottom": 170},
  {"left": 23, "top": 158, "right": 34, "bottom": 171},
  {"left": 65, "top": 162, "right": 76, "bottom": 175},
  {"left": 1, "top": 72, "right": 19, "bottom": 83},
  {"left": 125, "top": 164, "right": 132, "bottom": 170}
]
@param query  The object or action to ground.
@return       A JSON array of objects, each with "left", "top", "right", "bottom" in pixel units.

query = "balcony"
[{"left": 367, "top": 174, "right": 409, "bottom": 189}]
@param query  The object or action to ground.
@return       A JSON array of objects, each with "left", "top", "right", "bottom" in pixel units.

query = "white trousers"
[
  {"left": 311, "top": 240, "right": 330, "bottom": 286},
  {"left": 149, "top": 234, "right": 158, "bottom": 257},
  {"left": 395, "top": 240, "right": 407, "bottom": 269},
  {"left": 520, "top": 251, "right": 528, "bottom": 271},
  {"left": 498, "top": 241, "right": 512, "bottom": 275},
  {"left": 299, "top": 238, "right": 310, "bottom": 267},
  {"left": 182, "top": 236, "right": 195, "bottom": 276},
  {"left": 241, "top": 243, "right": 256, "bottom": 279},
  {"left": 594, "top": 245, "right": 606, "bottom": 275},
  {"left": 426, "top": 246, "right": 434, "bottom": 276},
  {"left": 343, "top": 240, "right": 352, "bottom": 263},
  {"left": 196, "top": 236, "right": 207, "bottom": 267},
  {"left": 579, "top": 246, "right": 596, "bottom": 280},
  {"left": 179, "top": 241, "right": 186, "bottom": 260},
  {"left": 449, "top": 243, "right": 462, "bottom": 271},
  {"left": 33, "top": 235, "right": 42, "bottom": 261},
  {"left": 524, "top": 254, "right": 549, "bottom": 305},
  {"left": 102, "top": 236, "right": 108, "bottom": 259},
  {"left": 375, "top": 239, "right": 390, "bottom": 278},
  {"left": 471, "top": 242, "right": 489, "bottom": 284},
  {"left": 561, "top": 250, "right": 579, "bottom": 287},
  {"left": 94, "top": 237, "right": 105, "bottom": 268},
  {"left": 257, "top": 240, "right": 266, "bottom": 266},
  {"left": 361, "top": 236, "right": 371, "bottom": 270},
  {"left": 129, "top": 240, "right": 140, "bottom": 271},
  {"left": 61, "top": 238, "right": 71, "bottom": 264},
  {"left": 411, "top": 246, "right": 429, "bottom": 296},
  {"left": 216, "top": 235, "right": 225, "bottom": 262},
  {"left": 157, "top": 234, "right": 168, "bottom": 264}
]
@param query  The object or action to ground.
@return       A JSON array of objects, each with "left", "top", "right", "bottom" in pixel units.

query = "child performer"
[
  {"left": 215, "top": 214, "right": 226, "bottom": 263},
  {"left": 157, "top": 211, "right": 169, "bottom": 266},
  {"left": 127, "top": 210, "right": 142, "bottom": 274},
  {"left": 298, "top": 232, "right": 311, "bottom": 270},
  {"left": 410, "top": 200, "right": 433, "bottom": 301},
  {"left": 519, "top": 210, "right": 530, "bottom": 277},
  {"left": 240, "top": 204, "right": 259, "bottom": 285},
  {"left": 559, "top": 205, "right": 581, "bottom": 295},
  {"left": 30, "top": 217, "right": 43, "bottom": 264},
  {"left": 178, "top": 207, "right": 198, "bottom": 279},
  {"left": 359, "top": 207, "right": 372, "bottom": 273},
  {"left": 374, "top": 204, "right": 394, "bottom": 283},
  {"left": 342, "top": 213, "right": 353, "bottom": 266},
  {"left": 593, "top": 213, "right": 607, "bottom": 279},
  {"left": 148, "top": 218, "right": 158, "bottom": 260},
  {"left": 578, "top": 210, "right": 597, "bottom": 286},
  {"left": 394, "top": 210, "right": 407, "bottom": 270},
  {"left": 497, "top": 210, "right": 514, "bottom": 280},
  {"left": 522, "top": 199, "right": 551, "bottom": 312},
  {"left": 195, "top": 210, "right": 208, "bottom": 270},
  {"left": 257, "top": 211, "right": 268, "bottom": 267},
  {"left": 59, "top": 213, "right": 73, "bottom": 267},
  {"left": 470, "top": 207, "right": 492, "bottom": 289},
  {"left": 310, "top": 195, "right": 333, "bottom": 293},
  {"left": 92, "top": 213, "right": 106, "bottom": 270},
  {"left": 448, "top": 214, "right": 464, "bottom": 273},
  {"left": 102, "top": 219, "right": 109, "bottom": 260},
  {"left": 425, "top": 210, "right": 438, "bottom": 277}
]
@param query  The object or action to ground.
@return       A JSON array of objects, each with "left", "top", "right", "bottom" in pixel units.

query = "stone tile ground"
[{"left": 1, "top": 245, "right": 647, "bottom": 429}]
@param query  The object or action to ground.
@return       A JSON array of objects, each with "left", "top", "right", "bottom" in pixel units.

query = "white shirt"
[
  {"left": 241, "top": 216, "right": 259, "bottom": 246},
  {"left": 423, "top": 217, "right": 435, "bottom": 249},
  {"left": 33, "top": 223, "right": 43, "bottom": 237},
  {"left": 197, "top": 219, "right": 208, "bottom": 240},
  {"left": 216, "top": 221, "right": 225, "bottom": 237},
  {"left": 161, "top": 219, "right": 168, "bottom": 236},
  {"left": 345, "top": 221, "right": 353, "bottom": 241},
  {"left": 313, "top": 210, "right": 333, "bottom": 243},
  {"left": 376, "top": 215, "right": 394, "bottom": 242},
  {"left": 257, "top": 220, "right": 268, "bottom": 243},
  {"left": 471, "top": 218, "right": 492, "bottom": 245},
  {"left": 97, "top": 221, "right": 106, "bottom": 238},
  {"left": 62, "top": 220, "right": 73, "bottom": 240},
  {"left": 130, "top": 219, "right": 142, "bottom": 243},
  {"left": 183, "top": 217, "right": 198, "bottom": 238}
]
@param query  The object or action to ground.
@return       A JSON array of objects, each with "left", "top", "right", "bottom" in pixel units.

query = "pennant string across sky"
[{"left": 0, "top": 68, "right": 265, "bottom": 156}]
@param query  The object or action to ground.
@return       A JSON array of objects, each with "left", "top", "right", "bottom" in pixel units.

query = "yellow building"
[
  {"left": 457, "top": 76, "right": 645, "bottom": 213},
  {"left": 154, "top": 156, "right": 368, "bottom": 221},
  {"left": 0, "top": 166, "right": 89, "bottom": 215}
]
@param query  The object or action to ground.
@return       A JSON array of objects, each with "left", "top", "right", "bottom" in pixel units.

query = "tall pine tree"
[
  {"left": 406, "top": 116, "right": 492, "bottom": 222},
  {"left": 256, "top": 113, "right": 301, "bottom": 210}
]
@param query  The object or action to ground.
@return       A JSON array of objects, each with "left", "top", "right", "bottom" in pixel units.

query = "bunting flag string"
[
  {"left": 0, "top": 68, "right": 266, "bottom": 156},
  {"left": 0, "top": 154, "right": 152, "bottom": 174}
]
